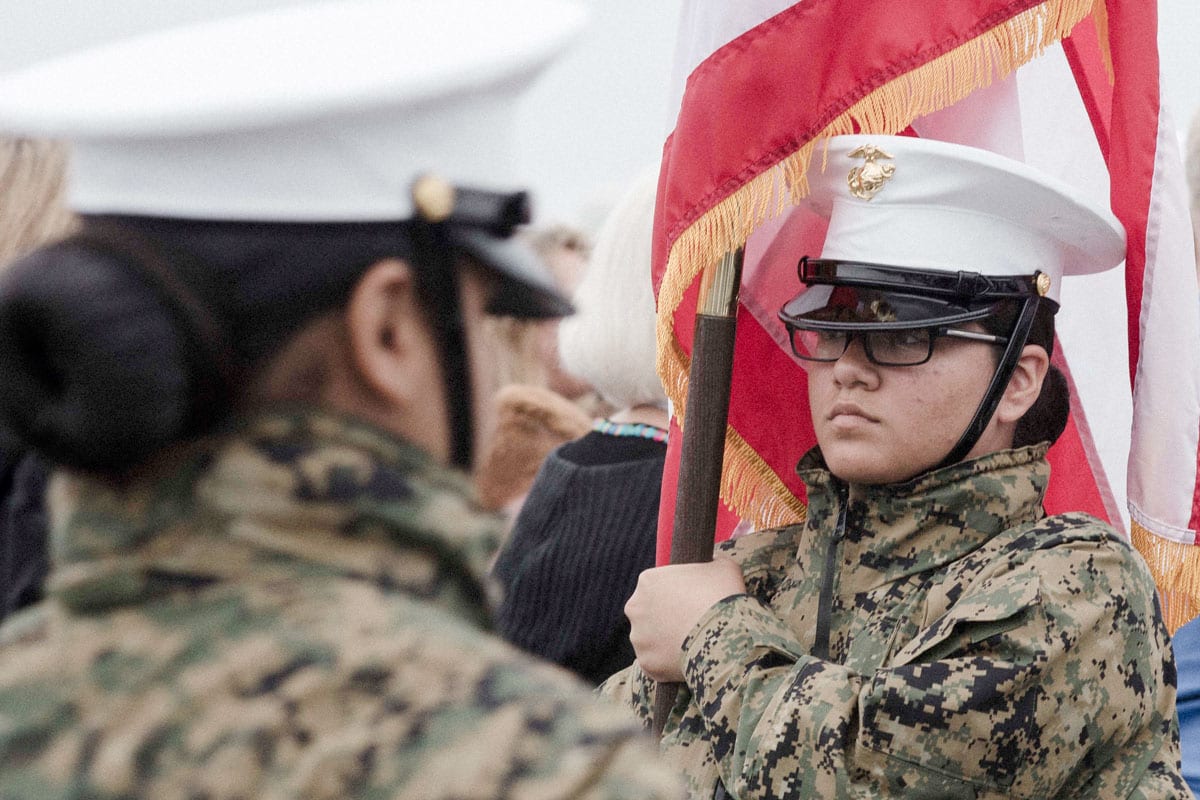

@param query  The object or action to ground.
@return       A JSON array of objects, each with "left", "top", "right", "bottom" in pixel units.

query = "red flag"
[{"left": 654, "top": 0, "right": 1200, "bottom": 631}]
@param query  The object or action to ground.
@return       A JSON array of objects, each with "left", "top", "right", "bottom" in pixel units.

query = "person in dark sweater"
[{"left": 491, "top": 169, "right": 666, "bottom": 683}]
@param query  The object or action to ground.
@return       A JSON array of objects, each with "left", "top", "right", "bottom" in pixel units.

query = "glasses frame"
[{"left": 784, "top": 324, "right": 1008, "bottom": 367}]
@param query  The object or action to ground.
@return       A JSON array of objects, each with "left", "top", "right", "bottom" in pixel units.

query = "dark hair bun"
[{"left": 0, "top": 242, "right": 201, "bottom": 472}]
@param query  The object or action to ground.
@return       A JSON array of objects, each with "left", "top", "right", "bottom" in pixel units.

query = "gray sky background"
[{"left": 2, "top": 0, "right": 1196, "bottom": 229}]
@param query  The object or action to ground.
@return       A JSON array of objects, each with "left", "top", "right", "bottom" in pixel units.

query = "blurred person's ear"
[{"left": 343, "top": 257, "right": 451, "bottom": 461}]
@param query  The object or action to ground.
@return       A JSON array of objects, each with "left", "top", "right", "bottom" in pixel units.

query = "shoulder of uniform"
[
  {"left": 931, "top": 513, "right": 1137, "bottom": 608},
  {"left": 958, "top": 512, "right": 1162, "bottom": 613},
  {"left": 982, "top": 511, "right": 1120, "bottom": 558}
]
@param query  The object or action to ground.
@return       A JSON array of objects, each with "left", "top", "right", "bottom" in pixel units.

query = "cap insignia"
[
  {"left": 867, "top": 299, "right": 898, "bottom": 322},
  {"left": 847, "top": 144, "right": 896, "bottom": 201},
  {"left": 412, "top": 174, "right": 457, "bottom": 222},
  {"left": 1034, "top": 271, "right": 1052, "bottom": 297}
]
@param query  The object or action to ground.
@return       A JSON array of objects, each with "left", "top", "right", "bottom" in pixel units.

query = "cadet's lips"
[{"left": 828, "top": 402, "right": 879, "bottom": 422}]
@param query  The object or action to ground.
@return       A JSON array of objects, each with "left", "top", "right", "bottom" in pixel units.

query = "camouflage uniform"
[
  {"left": 603, "top": 445, "right": 1188, "bottom": 799},
  {"left": 0, "top": 409, "right": 684, "bottom": 799}
]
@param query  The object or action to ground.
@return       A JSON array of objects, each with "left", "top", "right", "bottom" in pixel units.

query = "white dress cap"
[
  {"left": 808, "top": 135, "right": 1126, "bottom": 303},
  {"left": 0, "top": 0, "right": 586, "bottom": 221}
]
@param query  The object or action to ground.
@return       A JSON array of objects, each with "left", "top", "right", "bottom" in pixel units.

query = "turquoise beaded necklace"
[{"left": 592, "top": 418, "right": 669, "bottom": 444}]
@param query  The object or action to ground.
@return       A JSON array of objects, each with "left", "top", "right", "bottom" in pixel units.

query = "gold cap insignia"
[
  {"left": 1034, "top": 271, "right": 1052, "bottom": 297},
  {"left": 411, "top": 174, "right": 456, "bottom": 222},
  {"left": 847, "top": 144, "right": 896, "bottom": 201}
]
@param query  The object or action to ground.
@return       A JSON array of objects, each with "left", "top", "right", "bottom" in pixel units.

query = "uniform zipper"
[
  {"left": 813, "top": 484, "right": 847, "bottom": 661},
  {"left": 713, "top": 486, "right": 847, "bottom": 800}
]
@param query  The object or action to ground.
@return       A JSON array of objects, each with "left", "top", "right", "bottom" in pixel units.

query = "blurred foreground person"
[
  {"left": 0, "top": 137, "right": 73, "bottom": 624},
  {"left": 604, "top": 136, "right": 1186, "bottom": 798},
  {"left": 0, "top": 3, "right": 684, "bottom": 797},
  {"left": 493, "top": 170, "right": 665, "bottom": 684}
]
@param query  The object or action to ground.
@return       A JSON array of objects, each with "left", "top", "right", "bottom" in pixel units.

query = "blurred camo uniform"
[
  {"left": 603, "top": 136, "right": 1185, "bottom": 798},
  {"left": 1, "top": 411, "right": 682, "bottom": 798},
  {"left": 0, "top": 3, "right": 683, "bottom": 798}
]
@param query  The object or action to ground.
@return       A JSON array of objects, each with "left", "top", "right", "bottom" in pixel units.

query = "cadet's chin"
[{"left": 820, "top": 442, "right": 920, "bottom": 487}]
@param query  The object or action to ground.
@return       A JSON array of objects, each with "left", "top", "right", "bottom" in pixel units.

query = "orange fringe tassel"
[
  {"left": 658, "top": 0, "right": 1104, "bottom": 533},
  {"left": 1130, "top": 524, "right": 1200, "bottom": 635}
]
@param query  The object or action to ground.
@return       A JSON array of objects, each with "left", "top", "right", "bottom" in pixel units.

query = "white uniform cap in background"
[
  {"left": 808, "top": 135, "right": 1126, "bottom": 303},
  {"left": 0, "top": 0, "right": 586, "bottom": 221}
]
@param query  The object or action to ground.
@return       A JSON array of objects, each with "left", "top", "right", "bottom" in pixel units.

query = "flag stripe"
[
  {"left": 1061, "top": 17, "right": 1112, "bottom": 161},
  {"left": 1107, "top": 0, "right": 1156, "bottom": 380}
]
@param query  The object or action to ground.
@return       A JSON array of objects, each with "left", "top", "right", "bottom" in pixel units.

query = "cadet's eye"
[
  {"left": 893, "top": 330, "right": 926, "bottom": 348},
  {"left": 874, "top": 330, "right": 924, "bottom": 350}
]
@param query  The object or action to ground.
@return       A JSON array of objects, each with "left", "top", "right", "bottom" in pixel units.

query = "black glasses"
[{"left": 785, "top": 325, "right": 1008, "bottom": 367}]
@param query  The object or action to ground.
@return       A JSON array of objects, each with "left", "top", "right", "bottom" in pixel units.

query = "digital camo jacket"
[
  {"left": 603, "top": 445, "right": 1188, "bottom": 799},
  {"left": 0, "top": 409, "right": 684, "bottom": 799}
]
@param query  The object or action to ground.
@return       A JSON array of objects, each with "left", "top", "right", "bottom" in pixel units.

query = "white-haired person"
[
  {"left": 491, "top": 169, "right": 666, "bottom": 684},
  {"left": 602, "top": 135, "right": 1186, "bottom": 798},
  {"left": 0, "top": 3, "right": 686, "bottom": 796}
]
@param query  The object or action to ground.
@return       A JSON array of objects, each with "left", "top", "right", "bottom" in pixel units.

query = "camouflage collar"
[
  {"left": 795, "top": 445, "right": 1051, "bottom": 586},
  {"left": 46, "top": 409, "right": 504, "bottom": 623}
]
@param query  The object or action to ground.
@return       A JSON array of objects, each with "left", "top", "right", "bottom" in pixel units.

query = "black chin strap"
[
  {"left": 409, "top": 218, "right": 474, "bottom": 470},
  {"left": 936, "top": 297, "right": 1042, "bottom": 469}
]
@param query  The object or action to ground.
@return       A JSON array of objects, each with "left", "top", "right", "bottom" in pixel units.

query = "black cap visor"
[
  {"left": 779, "top": 258, "right": 1051, "bottom": 332},
  {"left": 780, "top": 285, "right": 997, "bottom": 332},
  {"left": 452, "top": 228, "right": 574, "bottom": 320}
]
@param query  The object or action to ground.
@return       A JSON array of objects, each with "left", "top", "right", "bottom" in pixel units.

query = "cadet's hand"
[{"left": 625, "top": 558, "right": 746, "bottom": 682}]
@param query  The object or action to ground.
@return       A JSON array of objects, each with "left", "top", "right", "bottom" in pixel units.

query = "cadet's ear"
[
  {"left": 344, "top": 258, "right": 434, "bottom": 408},
  {"left": 994, "top": 344, "right": 1050, "bottom": 425}
]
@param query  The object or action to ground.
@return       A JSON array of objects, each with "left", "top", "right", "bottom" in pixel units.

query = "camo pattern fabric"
[
  {"left": 0, "top": 409, "right": 685, "bottom": 799},
  {"left": 602, "top": 445, "right": 1188, "bottom": 799}
]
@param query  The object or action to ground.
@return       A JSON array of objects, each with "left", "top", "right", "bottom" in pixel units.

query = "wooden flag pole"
[{"left": 652, "top": 246, "right": 743, "bottom": 737}]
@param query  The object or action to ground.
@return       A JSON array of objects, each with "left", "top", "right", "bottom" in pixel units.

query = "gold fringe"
[
  {"left": 1130, "top": 523, "right": 1200, "bottom": 635},
  {"left": 722, "top": 428, "right": 808, "bottom": 528},
  {"left": 658, "top": 0, "right": 1099, "bottom": 532}
]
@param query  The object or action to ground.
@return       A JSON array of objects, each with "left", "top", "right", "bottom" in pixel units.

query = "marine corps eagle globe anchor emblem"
[{"left": 847, "top": 144, "right": 896, "bottom": 200}]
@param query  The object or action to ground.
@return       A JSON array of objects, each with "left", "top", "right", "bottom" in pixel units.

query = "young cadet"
[
  {"left": 0, "top": 2, "right": 685, "bottom": 797},
  {"left": 603, "top": 135, "right": 1187, "bottom": 799}
]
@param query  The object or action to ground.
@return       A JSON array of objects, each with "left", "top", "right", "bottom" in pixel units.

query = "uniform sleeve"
[
  {"left": 680, "top": 536, "right": 1180, "bottom": 799},
  {"left": 596, "top": 661, "right": 657, "bottom": 727}
]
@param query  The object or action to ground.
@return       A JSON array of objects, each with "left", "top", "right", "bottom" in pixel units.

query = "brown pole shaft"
[{"left": 651, "top": 247, "right": 743, "bottom": 737}]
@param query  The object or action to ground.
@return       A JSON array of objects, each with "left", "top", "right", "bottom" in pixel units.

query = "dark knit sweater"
[{"left": 492, "top": 431, "right": 664, "bottom": 684}]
